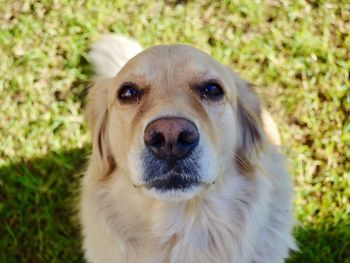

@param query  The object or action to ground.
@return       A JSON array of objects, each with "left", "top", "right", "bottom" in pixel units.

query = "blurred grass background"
[{"left": 0, "top": 0, "right": 349, "bottom": 262}]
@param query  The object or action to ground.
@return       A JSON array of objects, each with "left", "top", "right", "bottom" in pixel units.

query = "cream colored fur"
[{"left": 80, "top": 35, "right": 296, "bottom": 263}]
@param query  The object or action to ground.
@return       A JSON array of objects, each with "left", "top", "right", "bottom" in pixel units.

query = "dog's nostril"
[
  {"left": 149, "top": 132, "right": 166, "bottom": 147},
  {"left": 178, "top": 130, "right": 197, "bottom": 145}
]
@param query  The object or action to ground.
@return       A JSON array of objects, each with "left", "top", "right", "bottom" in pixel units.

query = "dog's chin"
[
  {"left": 140, "top": 148, "right": 205, "bottom": 201},
  {"left": 142, "top": 177, "right": 205, "bottom": 201}
]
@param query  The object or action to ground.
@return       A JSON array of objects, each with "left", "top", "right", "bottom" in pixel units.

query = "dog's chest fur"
[
  {"left": 93, "top": 174, "right": 272, "bottom": 263},
  {"left": 147, "top": 200, "right": 254, "bottom": 263},
  {"left": 116, "top": 202, "right": 251, "bottom": 263}
]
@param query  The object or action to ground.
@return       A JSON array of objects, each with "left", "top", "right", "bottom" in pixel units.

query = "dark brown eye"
[
  {"left": 199, "top": 82, "right": 224, "bottom": 100},
  {"left": 118, "top": 83, "right": 139, "bottom": 101}
]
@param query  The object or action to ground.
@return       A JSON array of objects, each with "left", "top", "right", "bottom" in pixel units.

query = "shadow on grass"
[
  {"left": 0, "top": 148, "right": 89, "bottom": 263},
  {"left": 288, "top": 222, "right": 350, "bottom": 263},
  {"left": 1, "top": 148, "right": 349, "bottom": 263}
]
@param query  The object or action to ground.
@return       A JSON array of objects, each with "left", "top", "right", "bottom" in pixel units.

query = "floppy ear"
[
  {"left": 231, "top": 72, "right": 265, "bottom": 175},
  {"left": 85, "top": 80, "right": 116, "bottom": 178}
]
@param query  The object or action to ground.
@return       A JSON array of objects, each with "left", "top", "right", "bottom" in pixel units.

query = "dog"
[{"left": 80, "top": 35, "right": 296, "bottom": 263}]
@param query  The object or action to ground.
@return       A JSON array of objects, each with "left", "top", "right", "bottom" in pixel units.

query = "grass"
[{"left": 0, "top": 0, "right": 349, "bottom": 262}]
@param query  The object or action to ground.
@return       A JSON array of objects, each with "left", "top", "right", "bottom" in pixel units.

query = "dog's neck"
[{"left": 95, "top": 170, "right": 270, "bottom": 263}]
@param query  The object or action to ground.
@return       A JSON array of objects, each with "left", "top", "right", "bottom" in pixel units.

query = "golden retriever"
[{"left": 80, "top": 35, "right": 296, "bottom": 263}]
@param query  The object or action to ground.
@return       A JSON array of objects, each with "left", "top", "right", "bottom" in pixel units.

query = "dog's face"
[{"left": 87, "top": 45, "right": 263, "bottom": 201}]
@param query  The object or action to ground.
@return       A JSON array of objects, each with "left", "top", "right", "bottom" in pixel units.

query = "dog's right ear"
[
  {"left": 86, "top": 35, "right": 142, "bottom": 178},
  {"left": 85, "top": 80, "right": 116, "bottom": 178}
]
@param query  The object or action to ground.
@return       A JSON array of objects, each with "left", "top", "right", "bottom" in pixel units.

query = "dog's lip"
[
  {"left": 145, "top": 175, "right": 200, "bottom": 191},
  {"left": 139, "top": 168, "right": 202, "bottom": 191},
  {"left": 133, "top": 177, "right": 214, "bottom": 193}
]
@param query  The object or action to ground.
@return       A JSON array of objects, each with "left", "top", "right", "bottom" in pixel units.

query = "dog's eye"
[
  {"left": 199, "top": 82, "right": 224, "bottom": 100},
  {"left": 118, "top": 83, "right": 140, "bottom": 101}
]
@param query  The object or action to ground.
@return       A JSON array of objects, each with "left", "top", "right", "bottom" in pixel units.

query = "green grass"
[{"left": 0, "top": 0, "right": 349, "bottom": 262}]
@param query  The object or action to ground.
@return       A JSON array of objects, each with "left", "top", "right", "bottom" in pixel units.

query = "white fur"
[
  {"left": 80, "top": 35, "right": 296, "bottom": 263},
  {"left": 89, "top": 34, "right": 142, "bottom": 78}
]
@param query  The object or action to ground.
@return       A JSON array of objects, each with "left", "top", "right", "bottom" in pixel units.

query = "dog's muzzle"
[{"left": 142, "top": 117, "right": 201, "bottom": 191}]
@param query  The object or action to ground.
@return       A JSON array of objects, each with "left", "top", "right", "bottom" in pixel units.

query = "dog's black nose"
[{"left": 144, "top": 117, "right": 199, "bottom": 163}]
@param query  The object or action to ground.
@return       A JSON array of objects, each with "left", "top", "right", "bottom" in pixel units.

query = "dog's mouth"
[
  {"left": 142, "top": 149, "right": 202, "bottom": 193},
  {"left": 145, "top": 169, "right": 200, "bottom": 191}
]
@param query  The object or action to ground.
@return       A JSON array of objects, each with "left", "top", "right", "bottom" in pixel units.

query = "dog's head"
[{"left": 86, "top": 45, "right": 264, "bottom": 201}]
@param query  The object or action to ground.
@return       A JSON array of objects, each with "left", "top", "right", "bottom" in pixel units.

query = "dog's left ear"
[{"left": 231, "top": 71, "right": 265, "bottom": 174}]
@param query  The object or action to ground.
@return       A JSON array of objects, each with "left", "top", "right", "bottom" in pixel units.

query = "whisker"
[
  {"left": 222, "top": 147, "right": 252, "bottom": 170},
  {"left": 221, "top": 147, "right": 268, "bottom": 176}
]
